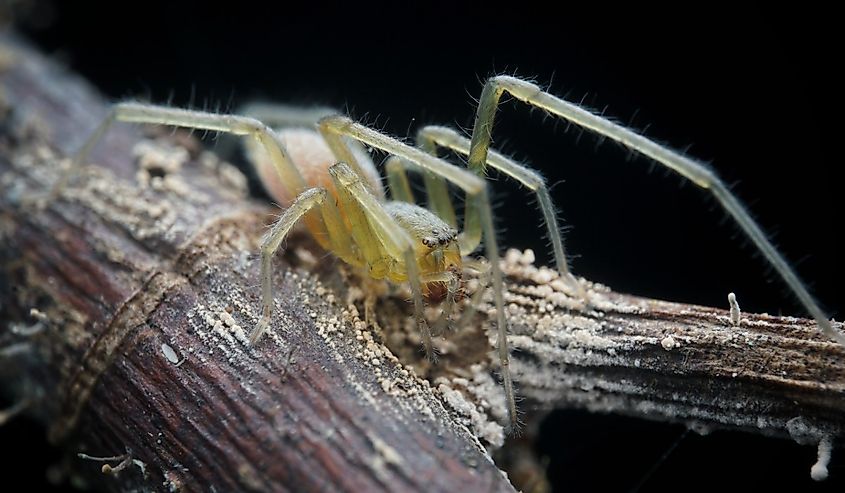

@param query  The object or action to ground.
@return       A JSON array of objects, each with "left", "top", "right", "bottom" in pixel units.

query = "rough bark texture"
[{"left": 1, "top": 33, "right": 843, "bottom": 492}]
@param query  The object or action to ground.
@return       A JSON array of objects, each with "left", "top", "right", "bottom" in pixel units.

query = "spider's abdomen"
[{"left": 248, "top": 128, "right": 384, "bottom": 206}]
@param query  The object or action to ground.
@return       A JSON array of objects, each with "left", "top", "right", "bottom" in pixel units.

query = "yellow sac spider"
[{"left": 70, "top": 75, "right": 844, "bottom": 433}]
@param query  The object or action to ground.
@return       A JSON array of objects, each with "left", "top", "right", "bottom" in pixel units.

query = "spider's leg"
[
  {"left": 469, "top": 75, "right": 843, "bottom": 346},
  {"left": 417, "top": 125, "right": 583, "bottom": 298},
  {"left": 387, "top": 155, "right": 458, "bottom": 228},
  {"left": 329, "top": 164, "right": 393, "bottom": 275},
  {"left": 318, "top": 115, "right": 519, "bottom": 433},
  {"left": 419, "top": 270, "right": 460, "bottom": 333},
  {"left": 417, "top": 134, "right": 459, "bottom": 227},
  {"left": 78, "top": 103, "right": 310, "bottom": 195},
  {"left": 458, "top": 258, "right": 492, "bottom": 329},
  {"left": 384, "top": 156, "right": 415, "bottom": 203},
  {"left": 328, "top": 162, "right": 436, "bottom": 360},
  {"left": 237, "top": 102, "right": 337, "bottom": 129},
  {"left": 47, "top": 107, "right": 119, "bottom": 199},
  {"left": 254, "top": 187, "right": 327, "bottom": 344},
  {"left": 0, "top": 398, "right": 29, "bottom": 426},
  {"left": 235, "top": 103, "right": 385, "bottom": 203},
  {"left": 386, "top": 147, "right": 456, "bottom": 225},
  {"left": 65, "top": 103, "right": 343, "bottom": 244}
]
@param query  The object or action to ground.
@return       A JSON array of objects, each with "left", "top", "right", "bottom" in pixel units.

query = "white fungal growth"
[
  {"left": 437, "top": 381, "right": 504, "bottom": 448},
  {"left": 728, "top": 292, "right": 741, "bottom": 326},
  {"left": 786, "top": 416, "right": 835, "bottom": 481},
  {"left": 811, "top": 435, "right": 833, "bottom": 481},
  {"left": 660, "top": 335, "right": 676, "bottom": 351}
]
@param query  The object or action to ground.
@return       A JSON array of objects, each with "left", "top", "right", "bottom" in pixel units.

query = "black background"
[{"left": 3, "top": 1, "right": 843, "bottom": 491}]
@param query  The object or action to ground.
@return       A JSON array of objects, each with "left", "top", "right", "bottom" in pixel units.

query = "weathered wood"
[
  {"left": 0, "top": 35, "right": 514, "bottom": 492},
  {"left": 1, "top": 33, "right": 843, "bottom": 492}
]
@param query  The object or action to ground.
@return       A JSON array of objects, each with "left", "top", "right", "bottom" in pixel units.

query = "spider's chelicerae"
[{"left": 70, "top": 75, "right": 845, "bottom": 432}]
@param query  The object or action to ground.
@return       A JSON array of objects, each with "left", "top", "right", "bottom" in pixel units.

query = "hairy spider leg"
[
  {"left": 453, "top": 258, "right": 492, "bottom": 329},
  {"left": 468, "top": 75, "right": 844, "bottom": 346},
  {"left": 384, "top": 156, "right": 415, "bottom": 203},
  {"left": 237, "top": 103, "right": 384, "bottom": 200},
  {"left": 385, "top": 150, "right": 457, "bottom": 228},
  {"left": 327, "top": 162, "right": 435, "bottom": 359},
  {"left": 237, "top": 102, "right": 337, "bottom": 129},
  {"left": 416, "top": 136, "right": 458, "bottom": 228},
  {"left": 416, "top": 125, "right": 584, "bottom": 298},
  {"left": 318, "top": 115, "right": 519, "bottom": 432},
  {"left": 256, "top": 187, "right": 327, "bottom": 343},
  {"left": 70, "top": 103, "right": 368, "bottom": 262}
]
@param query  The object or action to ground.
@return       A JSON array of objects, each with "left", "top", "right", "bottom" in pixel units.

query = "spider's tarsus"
[
  {"left": 424, "top": 347, "right": 440, "bottom": 365},
  {"left": 250, "top": 316, "right": 270, "bottom": 345},
  {"left": 563, "top": 272, "right": 589, "bottom": 304},
  {"left": 419, "top": 323, "right": 436, "bottom": 362}
]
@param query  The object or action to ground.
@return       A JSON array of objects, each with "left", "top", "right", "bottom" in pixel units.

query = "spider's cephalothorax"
[
  {"left": 382, "top": 201, "right": 463, "bottom": 302},
  {"left": 67, "top": 76, "right": 843, "bottom": 435}
]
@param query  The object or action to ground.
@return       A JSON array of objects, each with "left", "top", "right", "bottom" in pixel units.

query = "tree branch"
[{"left": 1, "top": 33, "right": 842, "bottom": 492}]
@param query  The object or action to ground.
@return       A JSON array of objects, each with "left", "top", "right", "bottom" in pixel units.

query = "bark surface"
[{"left": 1, "top": 34, "right": 842, "bottom": 492}]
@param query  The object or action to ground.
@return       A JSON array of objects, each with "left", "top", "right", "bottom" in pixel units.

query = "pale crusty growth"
[
  {"left": 728, "top": 292, "right": 741, "bottom": 326},
  {"left": 437, "top": 379, "right": 505, "bottom": 448},
  {"left": 133, "top": 139, "right": 189, "bottom": 185},
  {"left": 660, "top": 335, "right": 677, "bottom": 351},
  {"left": 785, "top": 417, "right": 836, "bottom": 481},
  {"left": 812, "top": 435, "right": 833, "bottom": 481}
]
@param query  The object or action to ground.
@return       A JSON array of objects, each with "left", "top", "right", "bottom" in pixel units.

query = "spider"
[{"left": 69, "top": 75, "right": 843, "bottom": 433}]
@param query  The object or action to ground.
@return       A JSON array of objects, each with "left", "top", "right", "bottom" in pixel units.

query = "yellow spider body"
[{"left": 249, "top": 127, "right": 463, "bottom": 302}]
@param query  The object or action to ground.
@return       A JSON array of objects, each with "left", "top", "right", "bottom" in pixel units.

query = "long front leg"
[
  {"left": 417, "top": 125, "right": 583, "bottom": 297},
  {"left": 468, "top": 75, "right": 843, "bottom": 346}
]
